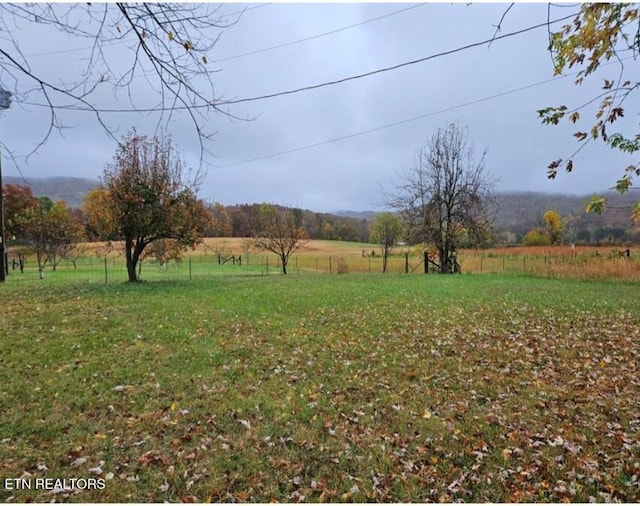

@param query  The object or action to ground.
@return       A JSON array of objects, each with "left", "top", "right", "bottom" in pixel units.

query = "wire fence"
[{"left": 3, "top": 246, "right": 639, "bottom": 284}]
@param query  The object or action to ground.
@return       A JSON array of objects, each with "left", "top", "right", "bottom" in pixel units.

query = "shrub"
[
  {"left": 337, "top": 257, "right": 349, "bottom": 274},
  {"left": 522, "top": 228, "right": 551, "bottom": 247}
]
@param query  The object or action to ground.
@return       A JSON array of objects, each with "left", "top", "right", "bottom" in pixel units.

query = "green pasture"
[
  {"left": 6, "top": 243, "right": 639, "bottom": 285},
  {"left": 1, "top": 273, "right": 639, "bottom": 502}
]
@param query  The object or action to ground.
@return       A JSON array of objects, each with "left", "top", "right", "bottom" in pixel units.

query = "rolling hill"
[{"left": 3, "top": 176, "right": 638, "bottom": 243}]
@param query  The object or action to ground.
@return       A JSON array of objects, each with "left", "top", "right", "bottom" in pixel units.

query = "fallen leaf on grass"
[
  {"left": 138, "top": 450, "right": 167, "bottom": 468},
  {"left": 112, "top": 385, "right": 133, "bottom": 392},
  {"left": 88, "top": 465, "right": 103, "bottom": 475}
]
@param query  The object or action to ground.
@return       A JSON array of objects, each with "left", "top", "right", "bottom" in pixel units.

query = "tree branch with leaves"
[
  {"left": 21, "top": 197, "right": 83, "bottom": 278},
  {"left": 95, "top": 130, "right": 210, "bottom": 282},
  {"left": 538, "top": 3, "right": 640, "bottom": 222}
]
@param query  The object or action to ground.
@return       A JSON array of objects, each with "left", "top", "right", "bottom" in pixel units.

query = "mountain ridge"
[{"left": 3, "top": 176, "right": 637, "bottom": 242}]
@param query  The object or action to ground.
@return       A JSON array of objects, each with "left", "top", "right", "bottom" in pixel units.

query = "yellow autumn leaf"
[
  {"left": 170, "top": 401, "right": 176, "bottom": 411},
  {"left": 168, "top": 31, "right": 175, "bottom": 41}
]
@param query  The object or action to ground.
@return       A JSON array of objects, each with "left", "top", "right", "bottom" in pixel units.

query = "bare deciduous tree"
[
  {"left": 371, "top": 212, "right": 403, "bottom": 274},
  {"left": 0, "top": 3, "right": 242, "bottom": 161},
  {"left": 385, "top": 123, "right": 494, "bottom": 273},
  {"left": 253, "top": 204, "right": 309, "bottom": 275}
]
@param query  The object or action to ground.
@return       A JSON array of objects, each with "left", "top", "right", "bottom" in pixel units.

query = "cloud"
[{"left": 1, "top": 3, "right": 632, "bottom": 212}]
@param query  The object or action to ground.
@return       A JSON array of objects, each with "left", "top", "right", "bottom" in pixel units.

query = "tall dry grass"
[
  {"left": 29, "top": 240, "right": 639, "bottom": 281},
  {"left": 458, "top": 246, "right": 640, "bottom": 281}
]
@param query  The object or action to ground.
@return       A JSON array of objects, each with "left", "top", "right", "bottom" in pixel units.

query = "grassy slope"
[{"left": 1, "top": 274, "right": 639, "bottom": 502}]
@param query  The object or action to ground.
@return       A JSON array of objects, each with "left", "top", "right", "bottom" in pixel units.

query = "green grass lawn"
[{"left": 1, "top": 273, "right": 639, "bottom": 502}]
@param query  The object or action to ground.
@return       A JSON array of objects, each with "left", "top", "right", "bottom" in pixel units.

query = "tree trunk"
[
  {"left": 439, "top": 247, "right": 452, "bottom": 274},
  {"left": 125, "top": 238, "right": 139, "bottom": 282},
  {"left": 36, "top": 250, "right": 45, "bottom": 279},
  {"left": 281, "top": 253, "right": 288, "bottom": 275}
]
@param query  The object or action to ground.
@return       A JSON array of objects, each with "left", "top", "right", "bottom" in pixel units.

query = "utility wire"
[
  {"left": 212, "top": 4, "right": 425, "bottom": 63},
  {"left": 219, "top": 12, "right": 578, "bottom": 106},
  {"left": 216, "top": 74, "right": 574, "bottom": 169},
  {"left": 218, "top": 50, "right": 635, "bottom": 169},
  {"left": 13, "top": 4, "right": 425, "bottom": 100},
  {"left": 21, "top": 3, "right": 417, "bottom": 62},
  {"left": 22, "top": 11, "right": 578, "bottom": 114},
  {"left": 16, "top": 4, "right": 424, "bottom": 92}
]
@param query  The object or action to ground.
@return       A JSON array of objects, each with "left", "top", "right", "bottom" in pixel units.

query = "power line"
[
  {"left": 216, "top": 74, "right": 573, "bottom": 169},
  {"left": 219, "top": 49, "right": 636, "bottom": 170},
  {"left": 13, "top": 4, "right": 424, "bottom": 100},
  {"left": 212, "top": 4, "right": 426, "bottom": 63},
  {"left": 220, "top": 12, "right": 578, "bottom": 106},
  {"left": 21, "top": 11, "right": 578, "bottom": 114},
  {"left": 15, "top": 4, "right": 425, "bottom": 94}
]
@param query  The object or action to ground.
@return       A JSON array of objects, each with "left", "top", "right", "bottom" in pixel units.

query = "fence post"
[
  {"left": 104, "top": 257, "right": 108, "bottom": 284},
  {"left": 189, "top": 257, "right": 192, "bottom": 280},
  {"left": 503, "top": 256, "right": 505, "bottom": 273},
  {"left": 424, "top": 251, "right": 428, "bottom": 274},
  {"left": 329, "top": 256, "right": 332, "bottom": 274},
  {"left": 405, "top": 252, "right": 409, "bottom": 274},
  {"left": 480, "top": 257, "right": 483, "bottom": 274}
]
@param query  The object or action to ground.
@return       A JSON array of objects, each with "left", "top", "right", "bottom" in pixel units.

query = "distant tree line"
[
  {"left": 205, "top": 202, "right": 371, "bottom": 243},
  {"left": 4, "top": 126, "right": 639, "bottom": 281},
  {"left": 4, "top": 187, "right": 372, "bottom": 244},
  {"left": 493, "top": 207, "right": 640, "bottom": 246},
  {"left": 5, "top": 184, "right": 638, "bottom": 279},
  {"left": 490, "top": 191, "right": 640, "bottom": 246}
]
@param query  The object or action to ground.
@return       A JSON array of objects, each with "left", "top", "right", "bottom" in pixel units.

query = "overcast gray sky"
[{"left": 1, "top": 2, "right": 637, "bottom": 212}]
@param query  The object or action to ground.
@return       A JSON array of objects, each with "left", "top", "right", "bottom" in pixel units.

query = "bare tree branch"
[
  {"left": 385, "top": 123, "right": 495, "bottom": 274},
  {"left": 0, "top": 3, "right": 243, "bottom": 166},
  {"left": 488, "top": 3, "right": 514, "bottom": 48}
]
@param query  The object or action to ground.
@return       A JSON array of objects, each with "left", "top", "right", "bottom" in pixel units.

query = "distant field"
[
  {"left": 1, "top": 273, "right": 639, "bottom": 502},
  {"left": 5, "top": 239, "right": 639, "bottom": 283}
]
